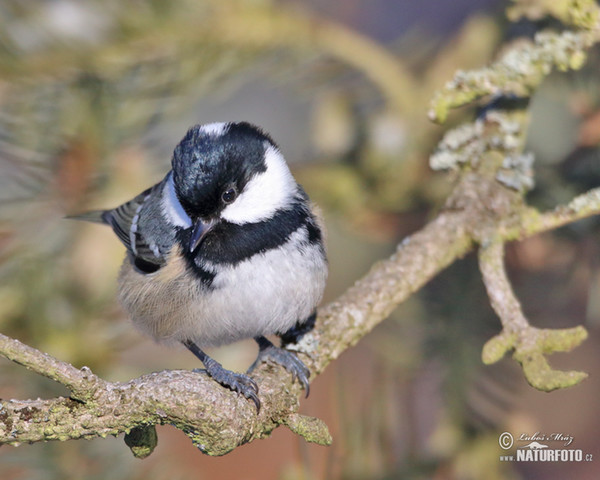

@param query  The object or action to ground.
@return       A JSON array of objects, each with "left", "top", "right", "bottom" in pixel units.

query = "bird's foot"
[
  {"left": 184, "top": 339, "right": 260, "bottom": 411},
  {"left": 194, "top": 355, "right": 260, "bottom": 411},
  {"left": 249, "top": 337, "right": 311, "bottom": 397}
]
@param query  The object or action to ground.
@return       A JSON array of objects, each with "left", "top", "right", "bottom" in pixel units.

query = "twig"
[
  {"left": 501, "top": 187, "right": 600, "bottom": 240},
  {"left": 0, "top": 334, "right": 106, "bottom": 402},
  {"left": 429, "top": 28, "right": 600, "bottom": 123},
  {"left": 478, "top": 241, "right": 529, "bottom": 333},
  {"left": 478, "top": 241, "right": 588, "bottom": 391}
]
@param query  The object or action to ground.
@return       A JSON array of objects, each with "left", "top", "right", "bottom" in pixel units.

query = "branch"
[
  {"left": 425, "top": 0, "right": 600, "bottom": 393},
  {"left": 478, "top": 241, "right": 588, "bottom": 391},
  {"left": 429, "top": 0, "right": 600, "bottom": 123},
  {"left": 429, "top": 28, "right": 599, "bottom": 124},
  {"left": 0, "top": 334, "right": 106, "bottom": 402},
  {"left": 500, "top": 187, "right": 600, "bottom": 240}
]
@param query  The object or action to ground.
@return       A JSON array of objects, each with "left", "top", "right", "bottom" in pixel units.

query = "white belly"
[{"left": 118, "top": 230, "right": 327, "bottom": 347}]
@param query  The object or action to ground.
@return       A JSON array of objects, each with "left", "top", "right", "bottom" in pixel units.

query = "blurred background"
[{"left": 1, "top": 0, "right": 599, "bottom": 479}]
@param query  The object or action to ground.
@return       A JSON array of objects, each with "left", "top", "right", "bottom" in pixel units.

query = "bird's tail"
[{"left": 65, "top": 209, "right": 110, "bottom": 225}]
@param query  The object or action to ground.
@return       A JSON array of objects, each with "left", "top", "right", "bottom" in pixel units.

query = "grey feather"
[
  {"left": 66, "top": 210, "right": 109, "bottom": 225},
  {"left": 69, "top": 180, "right": 171, "bottom": 270}
]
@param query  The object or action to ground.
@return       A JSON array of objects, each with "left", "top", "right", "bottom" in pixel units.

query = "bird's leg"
[
  {"left": 248, "top": 335, "right": 311, "bottom": 397},
  {"left": 279, "top": 311, "right": 316, "bottom": 346},
  {"left": 182, "top": 339, "right": 260, "bottom": 411}
]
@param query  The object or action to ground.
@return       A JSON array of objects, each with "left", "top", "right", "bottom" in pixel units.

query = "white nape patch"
[
  {"left": 200, "top": 122, "right": 229, "bottom": 136},
  {"left": 161, "top": 173, "right": 192, "bottom": 228},
  {"left": 221, "top": 144, "right": 297, "bottom": 224}
]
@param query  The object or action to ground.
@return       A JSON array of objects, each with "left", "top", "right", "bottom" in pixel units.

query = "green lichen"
[
  {"left": 282, "top": 413, "right": 332, "bottom": 446},
  {"left": 568, "top": 187, "right": 600, "bottom": 214},
  {"left": 430, "top": 108, "right": 532, "bottom": 188},
  {"left": 429, "top": 121, "right": 485, "bottom": 170},
  {"left": 496, "top": 152, "right": 535, "bottom": 192},
  {"left": 516, "top": 352, "right": 588, "bottom": 391},
  {"left": 508, "top": 0, "right": 599, "bottom": 30},
  {"left": 481, "top": 332, "right": 517, "bottom": 364},
  {"left": 481, "top": 326, "right": 588, "bottom": 391},
  {"left": 429, "top": 28, "right": 596, "bottom": 124},
  {"left": 567, "top": 0, "right": 600, "bottom": 29}
]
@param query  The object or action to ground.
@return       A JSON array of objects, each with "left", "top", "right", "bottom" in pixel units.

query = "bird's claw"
[
  {"left": 195, "top": 359, "right": 261, "bottom": 411},
  {"left": 248, "top": 344, "right": 311, "bottom": 397}
]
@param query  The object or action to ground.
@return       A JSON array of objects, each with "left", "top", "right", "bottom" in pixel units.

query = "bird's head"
[{"left": 170, "top": 122, "right": 298, "bottom": 252}]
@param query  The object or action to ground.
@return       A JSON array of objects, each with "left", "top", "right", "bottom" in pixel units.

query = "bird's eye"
[{"left": 221, "top": 187, "right": 237, "bottom": 204}]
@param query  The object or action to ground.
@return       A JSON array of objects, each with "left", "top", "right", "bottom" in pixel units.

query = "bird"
[{"left": 72, "top": 121, "right": 328, "bottom": 410}]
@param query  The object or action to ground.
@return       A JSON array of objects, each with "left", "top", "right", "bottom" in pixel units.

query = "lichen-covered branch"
[
  {"left": 429, "top": 0, "right": 600, "bottom": 123},
  {"left": 478, "top": 242, "right": 588, "bottom": 391},
  {"left": 478, "top": 241, "right": 529, "bottom": 332},
  {"left": 500, "top": 187, "right": 600, "bottom": 240},
  {"left": 429, "top": 28, "right": 597, "bottom": 123},
  {"left": 507, "top": 0, "right": 599, "bottom": 29},
  {"left": 429, "top": 106, "right": 594, "bottom": 392},
  {"left": 426, "top": 0, "right": 600, "bottom": 394},
  {"left": 0, "top": 334, "right": 106, "bottom": 402}
]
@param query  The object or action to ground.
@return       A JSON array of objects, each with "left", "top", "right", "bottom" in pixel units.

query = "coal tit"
[{"left": 73, "top": 122, "right": 328, "bottom": 410}]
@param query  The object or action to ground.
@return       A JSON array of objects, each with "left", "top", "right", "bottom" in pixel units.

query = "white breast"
[{"left": 118, "top": 226, "right": 327, "bottom": 348}]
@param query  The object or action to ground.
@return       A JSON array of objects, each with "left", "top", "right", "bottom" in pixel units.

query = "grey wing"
[
  {"left": 69, "top": 176, "right": 178, "bottom": 274},
  {"left": 103, "top": 183, "right": 167, "bottom": 268},
  {"left": 103, "top": 194, "right": 146, "bottom": 250},
  {"left": 70, "top": 181, "right": 167, "bottom": 273}
]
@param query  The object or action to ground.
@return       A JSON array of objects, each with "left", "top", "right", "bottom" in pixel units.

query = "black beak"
[{"left": 189, "top": 218, "right": 216, "bottom": 253}]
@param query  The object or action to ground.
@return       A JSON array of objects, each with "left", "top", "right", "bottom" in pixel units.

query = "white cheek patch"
[
  {"left": 161, "top": 173, "right": 192, "bottom": 228},
  {"left": 200, "top": 122, "right": 229, "bottom": 136},
  {"left": 221, "top": 145, "right": 298, "bottom": 224}
]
